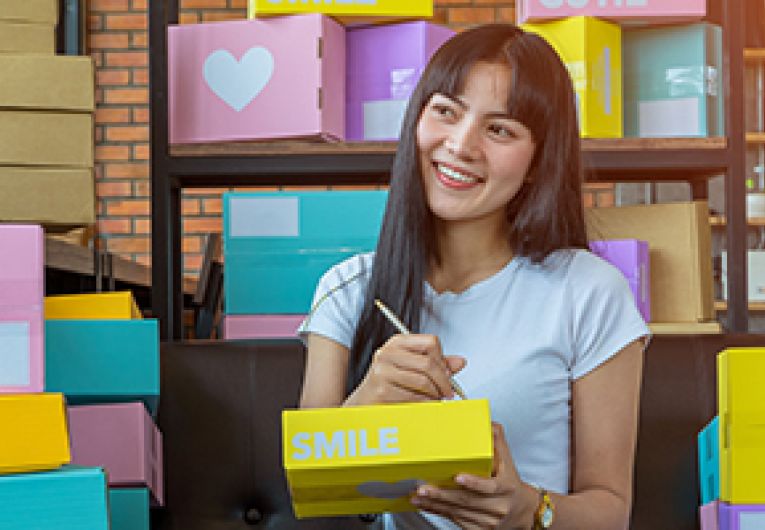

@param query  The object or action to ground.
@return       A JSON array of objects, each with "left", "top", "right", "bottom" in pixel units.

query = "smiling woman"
[{"left": 299, "top": 23, "right": 650, "bottom": 530}]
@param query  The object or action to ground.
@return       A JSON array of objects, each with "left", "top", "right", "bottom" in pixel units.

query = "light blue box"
[
  {"left": 698, "top": 415, "right": 720, "bottom": 505},
  {"left": 624, "top": 23, "right": 723, "bottom": 137},
  {"left": 223, "top": 191, "right": 387, "bottom": 315},
  {"left": 0, "top": 465, "right": 109, "bottom": 529},
  {"left": 109, "top": 488, "right": 150, "bottom": 530},
  {"left": 45, "top": 320, "right": 159, "bottom": 414}
]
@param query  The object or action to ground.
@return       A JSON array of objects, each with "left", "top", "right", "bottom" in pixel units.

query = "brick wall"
[{"left": 87, "top": 0, "right": 613, "bottom": 279}]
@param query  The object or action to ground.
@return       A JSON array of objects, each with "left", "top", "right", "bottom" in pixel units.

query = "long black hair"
[{"left": 346, "top": 24, "right": 587, "bottom": 392}]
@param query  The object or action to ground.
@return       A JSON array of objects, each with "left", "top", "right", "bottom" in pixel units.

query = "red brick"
[
  {"left": 96, "top": 145, "right": 131, "bottom": 161},
  {"left": 106, "top": 199, "right": 151, "bottom": 216},
  {"left": 183, "top": 217, "right": 222, "bottom": 233},
  {"left": 132, "top": 0, "right": 147, "bottom": 9},
  {"left": 183, "top": 254, "right": 203, "bottom": 272},
  {"left": 230, "top": 0, "right": 247, "bottom": 8},
  {"left": 105, "top": 51, "right": 148, "bottom": 67},
  {"left": 132, "top": 108, "right": 150, "bottom": 123},
  {"left": 134, "top": 218, "right": 150, "bottom": 234},
  {"left": 202, "top": 197, "right": 222, "bottom": 215},
  {"left": 179, "top": 12, "right": 200, "bottom": 24},
  {"left": 95, "top": 108, "right": 130, "bottom": 124},
  {"left": 202, "top": 11, "right": 247, "bottom": 22},
  {"left": 133, "top": 144, "right": 150, "bottom": 160},
  {"left": 105, "top": 125, "right": 150, "bottom": 142},
  {"left": 185, "top": 187, "right": 233, "bottom": 195},
  {"left": 105, "top": 14, "right": 147, "bottom": 31},
  {"left": 104, "top": 87, "right": 149, "bottom": 104},
  {"left": 90, "top": 0, "right": 129, "bottom": 10},
  {"left": 496, "top": 7, "right": 516, "bottom": 22},
  {"left": 131, "top": 31, "right": 148, "bottom": 48},
  {"left": 596, "top": 191, "right": 615, "bottom": 208},
  {"left": 104, "top": 162, "right": 149, "bottom": 179},
  {"left": 183, "top": 235, "right": 203, "bottom": 253},
  {"left": 183, "top": 198, "right": 201, "bottom": 215},
  {"left": 107, "top": 236, "right": 150, "bottom": 253},
  {"left": 97, "top": 218, "right": 132, "bottom": 234},
  {"left": 134, "top": 181, "right": 151, "bottom": 196},
  {"left": 135, "top": 254, "right": 152, "bottom": 267},
  {"left": 89, "top": 32, "right": 130, "bottom": 49},
  {"left": 88, "top": 15, "right": 104, "bottom": 31},
  {"left": 97, "top": 181, "right": 132, "bottom": 197},
  {"left": 449, "top": 7, "right": 496, "bottom": 24},
  {"left": 132, "top": 68, "right": 149, "bottom": 85},
  {"left": 182, "top": 0, "right": 227, "bottom": 7},
  {"left": 96, "top": 69, "right": 130, "bottom": 86},
  {"left": 582, "top": 192, "right": 595, "bottom": 208}
]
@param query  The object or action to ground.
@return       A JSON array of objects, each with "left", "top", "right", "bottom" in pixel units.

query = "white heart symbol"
[{"left": 203, "top": 47, "right": 274, "bottom": 112}]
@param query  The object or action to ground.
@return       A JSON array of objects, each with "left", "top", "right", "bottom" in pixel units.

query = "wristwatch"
[{"left": 532, "top": 489, "right": 555, "bottom": 529}]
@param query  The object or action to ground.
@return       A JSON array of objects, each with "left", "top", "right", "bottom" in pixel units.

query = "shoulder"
[{"left": 315, "top": 252, "right": 375, "bottom": 300}]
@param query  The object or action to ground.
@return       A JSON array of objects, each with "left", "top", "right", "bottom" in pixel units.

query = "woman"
[{"left": 299, "top": 24, "right": 650, "bottom": 530}]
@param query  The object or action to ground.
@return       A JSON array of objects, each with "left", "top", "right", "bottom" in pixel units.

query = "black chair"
[{"left": 152, "top": 339, "right": 375, "bottom": 529}]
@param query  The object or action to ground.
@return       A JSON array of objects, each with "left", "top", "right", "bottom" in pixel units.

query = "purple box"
[
  {"left": 589, "top": 239, "right": 650, "bottom": 322},
  {"left": 702, "top": 501, "right": 765, "bottom": 530},
  {"left": 0, "top": 224, "right": 44, "bottom": 393},
  {"left": 224, "top": 314, "right": 305, "bottom": 339},
  {"left": 68, "top": 402, "right": 163, "bottom": 506},
  {"left": 346, "top": 21, "right": 454, "bottom": 141}
]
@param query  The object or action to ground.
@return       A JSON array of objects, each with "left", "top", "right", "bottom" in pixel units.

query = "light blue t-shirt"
[{"left": 300, "top": 250, "right": 650, "bottom": 530}]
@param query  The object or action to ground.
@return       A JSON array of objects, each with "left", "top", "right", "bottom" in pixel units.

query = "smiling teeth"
[{"left": 438, "top": 164, "right": 478, "bottom": 184}]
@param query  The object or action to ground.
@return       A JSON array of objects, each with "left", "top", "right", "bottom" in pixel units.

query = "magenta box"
[
  {"left": 517, "top": 0, "right": 706, "bottom": 24},
  {"left": 169, "top": 14, "right": 345, "bottom": 144},
  {"left": 346, "top": 21, "right": 453, "bottom": 141},
  {"left": 701, "top": 501, "right": 765, "bottom": 530},
  {"left": 589, "top": 239, "right": 650, "bottom": 322},
  {"left": 68, "top": 402, "right": 164, "bottom": 506},
  {"left": 0, "top": 224, "right": 44, "bottom": 393},
  {"left": 223, "top": 314, "right": 305, "bottom": 339}
]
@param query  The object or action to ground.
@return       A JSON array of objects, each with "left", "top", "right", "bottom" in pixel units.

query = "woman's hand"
[
  {"left": 344, "top": 334, "right": 466, "bottom": 406},
  {"left": 410, "top": 423, "right": 538, "bottom": 530}
]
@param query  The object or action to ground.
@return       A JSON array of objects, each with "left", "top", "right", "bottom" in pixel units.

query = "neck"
[{"left": 428, "top": 217, "right": 513, "bottom": 294}]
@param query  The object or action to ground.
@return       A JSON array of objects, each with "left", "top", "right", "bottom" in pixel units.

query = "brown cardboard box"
[
  {"left": 0, "top": 21, "right": 54, "bottom": 54},
  {"left": 0, "top": 0, "right": 58, "bottom": 24},
  {"left": 585, "top": 201, "right": 714, "bottom": 323},
  {"left": 0, "top": 167, "right": 94, "bottom": 226},
  {"left": 0, "top": 55, "right": 94, "bottom": 111},
  {"left": 0, "top": 111, "right": 93, "bottom": 167}
]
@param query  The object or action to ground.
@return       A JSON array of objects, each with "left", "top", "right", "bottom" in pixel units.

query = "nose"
[{"left": 445, "top": 121, "right": 481, "bottom": 160}]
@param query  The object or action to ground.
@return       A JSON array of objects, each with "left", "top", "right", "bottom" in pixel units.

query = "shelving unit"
[{"left": 149, "top": 0, "right": 749, "bottom": 340}]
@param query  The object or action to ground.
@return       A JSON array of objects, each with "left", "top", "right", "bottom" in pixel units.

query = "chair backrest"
[{"left": 154, "top": 339, "right": 375, "bottom": 529}]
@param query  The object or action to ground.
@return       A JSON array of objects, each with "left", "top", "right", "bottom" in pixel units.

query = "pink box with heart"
[
  {"left": 517, "top": 0, "right": 706, "bottom": 24},
  {"left": 0, "top": 224, "right": 44, "bottom": 394},
  {"left": 223, "top": 314, "right": 305, "bottom": 339},
  {"left": 68, "top": 402, "right": 164, "bottom": 506},
  {"left": 168, "top": 14, "right": 345, "bottom": 144}
]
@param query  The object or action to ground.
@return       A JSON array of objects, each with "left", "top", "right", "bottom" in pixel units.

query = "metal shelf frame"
[{"left": 149, "top": 0, "right": 749, "bottom": 339}]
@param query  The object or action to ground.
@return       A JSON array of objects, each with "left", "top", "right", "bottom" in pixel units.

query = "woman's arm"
[{"left": 299, "top": 334, "right": 351, "bottom": 408}]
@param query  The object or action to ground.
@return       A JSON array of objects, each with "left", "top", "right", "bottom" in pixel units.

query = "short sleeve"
[
  {"left": 568, "top": 252, "right": 651, "bottom": 380},
  {"left": 297, "top": 253, "right": 373, "bottom": 349}
]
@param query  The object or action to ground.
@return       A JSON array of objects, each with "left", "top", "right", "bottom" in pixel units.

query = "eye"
[
  {"left": 488, "top": 123, "right": 516, "bottom": 139},
  {"left": 431, "top": 103, "right": 457, "bottom": 120}
]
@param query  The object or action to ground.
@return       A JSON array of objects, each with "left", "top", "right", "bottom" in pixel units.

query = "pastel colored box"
[
  {"left": 283, "top": 399, "right": 493, "bottom": 518},
  {"left": 169, "top": 14, "right": 345, "bottom": 144},
  {"left": 589, "top": 239, "right": 650, "bottom": 322},
  {"left": 223, "top": 191, "right": 386, "bottom": 315},
  {"left": 109, "top": 488, "right": 150, "bottom": 530},
  {"left": 517, "top": 0, "right": 706, "bottom": 24},
  {"left": 0, "top": 224, "right": 44, "bottom": 393},
  {"left": 46, "top": 291, "right": 142, "bottom": 320},
  {"left": 698, "top": 416, "right": 720, "bottom": 505},
  {"left": 45, "top": 319, "right": 160, "bottom": 414},
  {"left": 0, "top": 466, "right": 109, "bottom": 530},
  {"left": 718, "top": 348, "right": 765, "bottom": 504},
  {"left": 0, "top": 0, "right": 58, "bottom": 24},
  {"left": 346, "top": 22, "right": 453, "bottom": 141},
  {"left": 0, "top": 21, "right": 54, "bottom": 54},
  {"left": 248, "top": 0, "right": 432, "bottom": 20},
  {"left": 623, "top": 23, "right": 723, "bottom": 138},
  {"left": 69, "top": 403, "right": 163, "bottom": 505},
  {"left": 700, "top": 501, "right": 765, "bottom": 530},
  {"left": 522, "top": 17, "right": 622, "bottom": 138},
  {"left": 223, "top": 314, "right": 305, "bottom": 339},
  {"left": 0, "top": 393, "right": 70, "bottom": 474},
  {"left": 720, "top": 251, "right": 765, "bottom": 302}
]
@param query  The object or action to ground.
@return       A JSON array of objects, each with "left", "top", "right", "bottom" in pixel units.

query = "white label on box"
[
  {"left": 363, "top": 99, "right": 408, "bottom": 140},
  {"left": 229, "top": 197, "right": 299, "bottom": 238},
  {"left": 638, "top": 98, "right": 700, "bottom": 137},
  {"left": 0, "top": 321, "right": 30, "bottom": 386},
  {"left": 740, "top": 513, "right": 765, "bottom": 530}
]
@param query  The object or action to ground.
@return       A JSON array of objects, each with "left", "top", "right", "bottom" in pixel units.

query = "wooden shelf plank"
[
  {"left": 745, "top": 48, "right": 765, "bottom": 61},
  {"left": 709, "top": 216, "right": 765, "bottom": 226},
  {"left": 649, "top": 322, "right": 722, "bottom": 334},
  {"left": 715, "top": 301, "right": 765, "bottom": 311},
  {"left": 746, "top": 132, "right": 765, "bottom": 144}
]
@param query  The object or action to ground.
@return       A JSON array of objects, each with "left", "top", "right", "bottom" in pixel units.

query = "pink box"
[
  {"left": 169, "top": 14, "right": 345, "bottom": 144},
  {"left": 68, "top": 402, "right": 164, "bottom": 506},
  {"left": 700, "top": 501, "right": 719, "bottom": 530},
  {"left": 0, "top": 224, "right": 44, "bottom": 393},
  {"left": 223, "top": 314, "right": 305, "bottom": 339},
  {"left": 517, "top": 0, "right": 706, "bottom": 24},
  {"left": 701, "top": 501, "right": 765, "bottom": 530}
]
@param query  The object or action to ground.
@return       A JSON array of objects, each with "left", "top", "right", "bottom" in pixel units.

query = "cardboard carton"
[
  {"left": 223, "top": 314, "right": 305, "bottom": 339},
  {"left": 248, "top": 0, "right": 432, "bottom": 23},
  {"left": 109, "top": 489, "right": 151, "bottom": 530},
  {"left": 46, "top": 291, "right": 142, "bottom": 320},
  {"left": 0, "top": 21, "right": 54, "bottom": 54},
  {"left": 589, "top": 239, "right": 650, "bottom": 321},
  {"left": 517, "top": 0, "right": 706, "bottom": 24},
  {"left": 0, "top": 0, "right": 58, "bottom": 24},
  {"left": 0, "top": 54, "right": 94, "bottom": 111},
  {"left": 698, "top": 416, "right": 720, "bottom": 505},
  {"left": 283, "top": 399, "right": 493, "bottom": 518},
  {"left": 0, "top": 111, "right": 93, "bottom": 167},
  {"left": 585, "top": 201, "right": 714, "bottom": 323}
]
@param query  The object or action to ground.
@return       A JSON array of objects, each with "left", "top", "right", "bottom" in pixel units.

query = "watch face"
[{"left": 541, "top": 507, "right": 554, "bottom": 528}]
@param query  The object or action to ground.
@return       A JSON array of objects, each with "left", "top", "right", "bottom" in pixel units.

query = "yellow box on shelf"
[
  {"left": 718, "top": 348, "right": 765, "bottom": 504},
  {"left": 45, "top": 291, "right": 142, "bottom": 320},
  {"left": 0, "top": 393, "right": 71, "bottom": 474},
  {"left": 283, "top": 399, "right": 493, "bottom": 518},
  {"left": 522, "top": 16, "right": 622, "bottom": 138},
  {"left": 247, "top": 0, "right": 432, "bottom": 21}
]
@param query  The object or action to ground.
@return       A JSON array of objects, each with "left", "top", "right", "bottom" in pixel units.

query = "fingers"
[
  {"left": 377, "top": 334, "right": 456, "bottom": 399},
  {"left": 411, "top": 486, "right": 508, "bottom": 528},
  {"left": 445, "top": 355, "right": 467, "bottom": 375}
]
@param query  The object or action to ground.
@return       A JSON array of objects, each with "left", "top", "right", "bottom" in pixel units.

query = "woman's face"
[{"left": 416, "top": 61, "right": 536, "bottom": 227}]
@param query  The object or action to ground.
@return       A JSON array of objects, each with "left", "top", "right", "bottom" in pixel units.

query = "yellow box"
[
  {"left": 718, "top": 348, "right": 765, "bottom": 503},
  {"left": 45, "top": 292, "right": 142, "bottom": 320},
  {"left": 0, "top": 21, "right": 54, "bottom": 54},
  {"left": 0, "top": 0, "right": 58, "bottom": 24},
  {"left": 0, "top": 55, "right": 94, "bottom": 112},
  {"left": 248, "top": 0, "right": 432, "bottom": 23},
  {"left": 522, "top": 16, "right": 622, "bottom": 138},
  {"left": 283, "top": 399, "right": 492, "bottom": 518},
  {"left": 0, "top": 393, "right": 71, "bottom": 474},
  {"left": 0, "top": 111, "right": 93, "bottom": 168}
]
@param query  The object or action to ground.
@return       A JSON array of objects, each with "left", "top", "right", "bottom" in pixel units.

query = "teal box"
[
  {"left": 109, "top": 488, "right": 150, "bottom": 530},
  {"left": 45, "top": 319, "right": 159, "bottom": 414},
  {"left": 698, "top": 415, "right": 720, "bottom": 505},
  {"left": 624, "top": 23, "right": 723, "bottom": 137},
  {"left": 0, "top": 465, "right": 109, "bottom": 529},
  {"left": 223, "top": 191, "right": 387, "bottom": 314}
]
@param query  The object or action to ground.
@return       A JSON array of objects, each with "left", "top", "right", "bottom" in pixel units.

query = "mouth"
[{"left": 433, "top": 162, "right": 484, "bottom": 190}]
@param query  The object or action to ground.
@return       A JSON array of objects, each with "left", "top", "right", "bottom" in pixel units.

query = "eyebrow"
[{"left": 436, "top": 93, "right": 516, "bottom": 122}]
